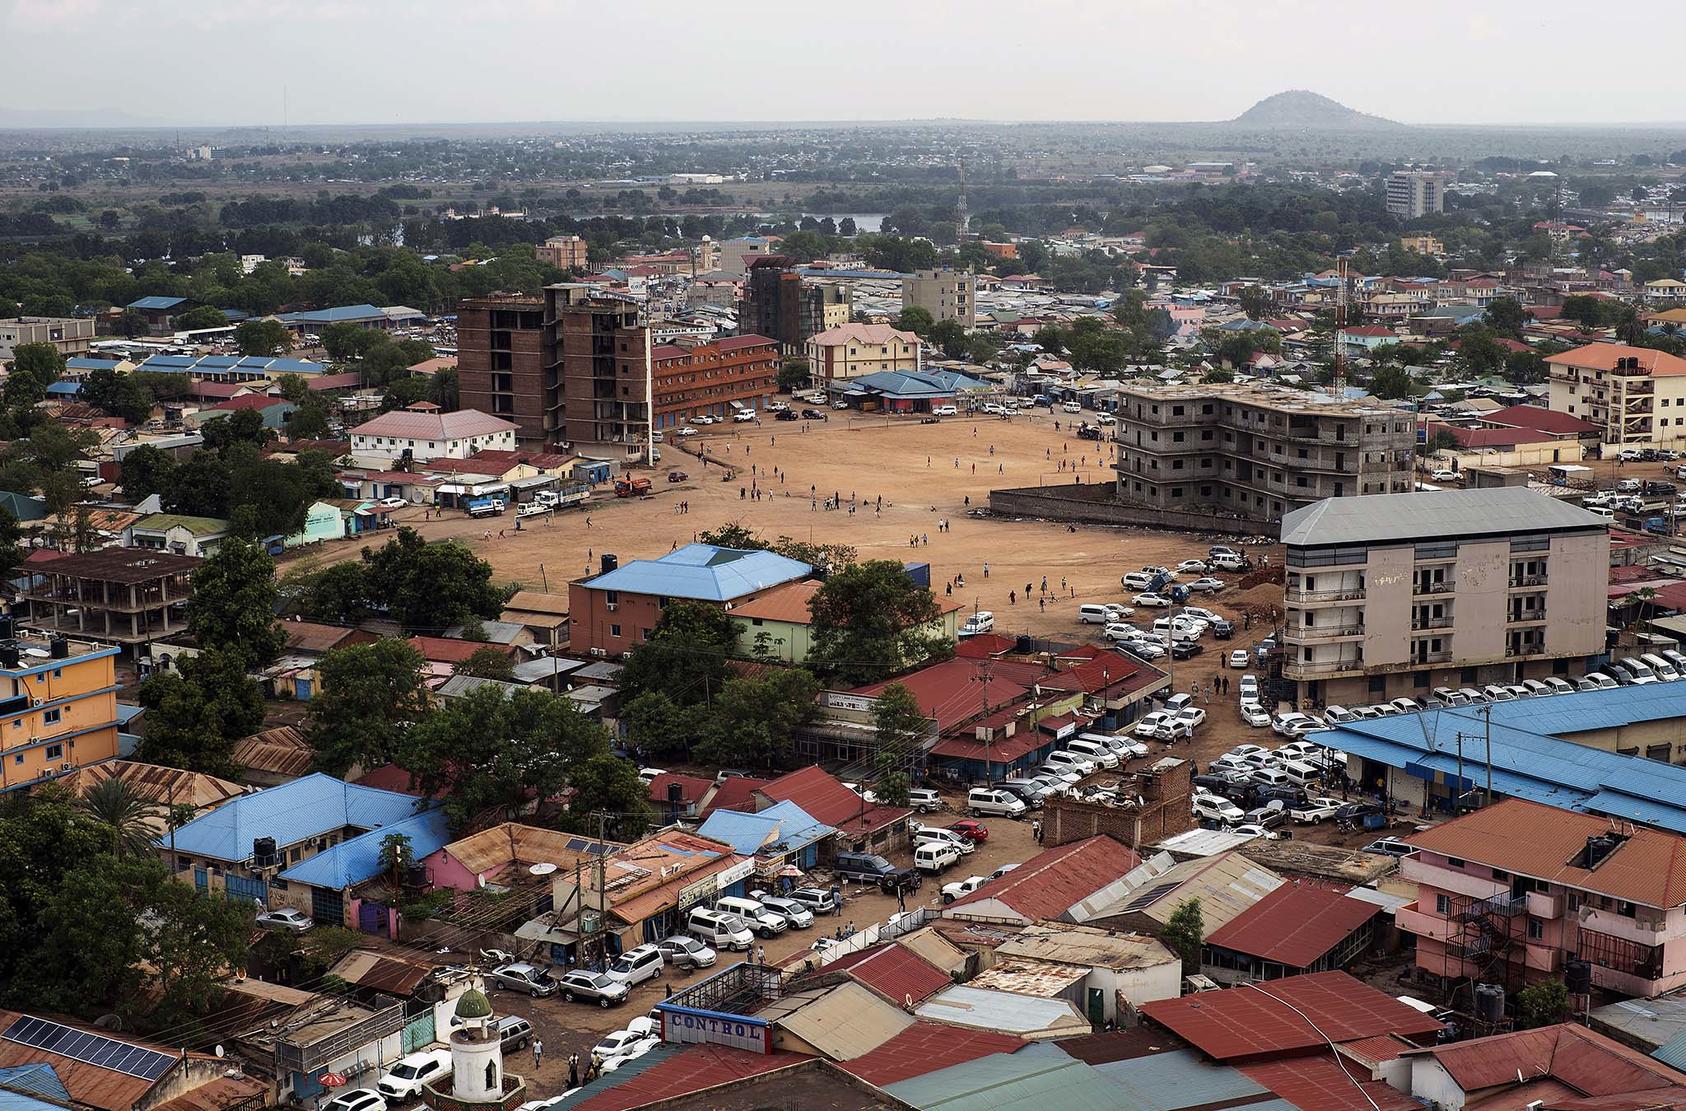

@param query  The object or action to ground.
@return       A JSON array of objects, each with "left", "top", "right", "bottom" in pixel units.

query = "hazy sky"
[{"left": 3, "top": 0, "right": 1682, "bottom": 128}]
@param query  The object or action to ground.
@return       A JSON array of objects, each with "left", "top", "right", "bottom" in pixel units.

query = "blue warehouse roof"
[
  {"left": 127, "top": 295, "right": 190, "bottom": 311},
  {"left": 696, "top": 801, "right": 834, "bottom": 857},
  {"left": 844, "top": 369, "right": 989, "bottom": 399},
  {"left": 276, "top": 303, "right": 386, "bottom": 325},
  {"left": 162, "top": 772, "right": 428, "bottom": 861},
  {"left": 584, "top": 544, "right": 810, "bottom": 602},
  {"left": 280, "top": 808, "right": 451, "bottom": 889},
  {"left": 1319, "top": 684, "right": 1686, "bottom": 835},
  {"left": 133, "top": 353, "right": 328, "bottom": 377}
]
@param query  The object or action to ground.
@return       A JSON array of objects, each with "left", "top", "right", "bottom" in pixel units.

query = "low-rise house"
[
  {"left": 696, "top": 799, "right": 835, "bottom": 875},
  {"left": 126, "top": 513, "right": 229, "bottom": 557},
  {"left": 751, "top": 765, "right": 910, "bottom": 855},
  {"left": 993, "top": 924, "right": 1181, "bottom": 1021},
  {"left": 943, "top": 835, "right": 1144, "bottom": 927},
  {"left": 229, "top": 725, "right": 313, "bottom": 787},
  {"left": 499, "top": 591, "right": 569, "bottom": 649},
  {"left": 1398, "top": 1023, "right": 1686, "bottom": 1109},
  {"left": 425, "top": 822, "right": 618, "bottom": 893},
  {"left": 1200, "top": 880, "right": 1381, "bottom": 984},
  {"left": 0, "top": 634, "right": 123, "bottom": 793},
  {"left": 350, "top": 404, "right": 517, "bottom": 464}
]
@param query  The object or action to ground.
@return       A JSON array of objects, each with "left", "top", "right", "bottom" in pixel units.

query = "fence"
[
  {"left": 987, "top": 483, "right": 1278, "bottom": 537},
  {"left": 808, "top": 906, "right": 932, "bottom": 969}
]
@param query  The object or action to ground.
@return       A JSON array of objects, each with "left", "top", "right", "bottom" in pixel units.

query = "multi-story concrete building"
[
  {"left": 1112, "top": 383, "right": 1415, "bottom": 523},
  {"left": 1546, "top": 341, "right": 1686, "bottom": 450},
  {"left": 806, "top": 323, "right": 922, "bottom": 382},
  {"left": 0, "top": 316, "right": 95, "bottom": 362},
  {"left": 902, "top": 268, "right": 976, "bottom": 328},
  {"left": 458, "top": 287, "right": 775, "bottom": 453},
  {"left": 19, "top": 548, "right": 201, "bottom": 653},
  {"left": 533, "top": 235, "right": 589, "bottom": 271},
  {"left": 741, "top": 257, "right": 850, "bottom": 356},
  {"left": 0, "top": 630, "right": 121, "bottom": 793},
  {"left": 1278, "top": 487, "right": 1609, "bottom": 706},
  {"left": 1386, "top": 171, "right": 1449, "bottom": 219},
  {"left": 1398, "top": 799, "right": 1686, "bottom": 998}
]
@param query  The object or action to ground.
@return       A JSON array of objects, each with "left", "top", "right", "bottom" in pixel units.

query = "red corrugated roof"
[
  {"left": 838, "top": 1022, "right": 1022, "bottom": 1087},
  {"left": 211, "top": 393, "right": 288, "bottom": 411},
  {"left": 715, "top": 334, "right": 777, "bottom": 353},
  {"left": 1140, "top": 972, "right": 1443, "bottom": 1061},
  {"left": 569, "top": 1045, "right": 806, "bottom": 1111},
  {"left": 755, "top": 765, "right": 910, "bottom": 834},
  {"left": 699, "top": 775, "right": 770, "bottom": 818},
  {"left": 1339, "top": 1034, "right": 1416, "bottom": 1066},
  {"left": 646, "top": 772, "right": 713, "bottom": 806},
  {"left": 1419, "top": 1024, "right": 1685, "bottom": 1098},
  {"left": 945, "top": 835, "right": 1141, "bottom": 922},
  {"left": 929, "top": 727, "right": 1048, "bottom": 764},
  {"left": 855, "top": 657, "right": 1046, "bottom": 732},
  {"left": 406, "top": 636, "right": 518, "bottom": 664},
  {"left": 954, "top": 633, "right": 1017, "bottom": 658},
  {"left": 826, "top": 943, "right": 952, "bottom": 1006},
  {"left": 1204, "top": 882, "right": 1379, "bottom": 969},
  {"left": 1240, "top": 1052, "right": 1423, "bottom": 1111},
  {"left": 1444, "top": 425, "right": 1561, "bottom": 449}
]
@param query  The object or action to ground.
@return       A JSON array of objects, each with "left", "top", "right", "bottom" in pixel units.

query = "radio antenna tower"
[{"left": 955, "top": 160, "right": 970, "bottom": 244}]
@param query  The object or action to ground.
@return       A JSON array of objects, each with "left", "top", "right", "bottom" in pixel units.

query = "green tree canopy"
[
  {"left": 233, "top": 319, "right": 294, "bottom": 357},
  {"left": 186, "top": 537, "right": 287, "bottom": 669},
  {"left": 135, "top": 649, "right": 265, "bottom": 778},
  {"left": 363, "top": 528, "right": 503, "bottom": 631},
  {"left": 806, "top": 560, "right": 950, "bottom": 685},
  {"left": 454, "top": 645, "right": 515, "bottom": 681},
  {"left": 694, "top": 668, "right": 821, "bottom": 770},
  {"left": 307, "top": 637, "right": 430, "bottom": 776},
  {"left": 619, "top": 601, "right": 739, "bottom": 707},
  {"left": 561, "top": 754, "right": 653, "bottom": 840},
  {"left": 1163, "top": 898, "right": 1204, "bottom": 973}
]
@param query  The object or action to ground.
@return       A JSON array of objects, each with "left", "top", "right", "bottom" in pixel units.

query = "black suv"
[
  {"left": 800, "top": 408, "right": 829, "bottom": 420},
  {"left": 879, "top": 868, "right": 923, "bottom": 895},
  {"left": 1170, "top": 641, "right": 1204, "bottom": 660},
  {"left": 775, "top": 409, "right": 800, "bottom": 421}
]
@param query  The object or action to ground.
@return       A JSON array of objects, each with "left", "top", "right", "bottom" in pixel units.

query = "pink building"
[
  {"left": 1398, "top": 799, "right": 1686, "bottom": 999},
  {"left": 425, "top": 822, "right": 618, "bottom": 893}
]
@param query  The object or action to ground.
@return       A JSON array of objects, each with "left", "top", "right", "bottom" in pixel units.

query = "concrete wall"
[{"left": 988, "top": 483, "right": 1277, "bottom": 536}]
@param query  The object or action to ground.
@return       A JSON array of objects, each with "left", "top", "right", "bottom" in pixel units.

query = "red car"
[{"left": 947, "top": 819, "right": 989, "bottom": 843}]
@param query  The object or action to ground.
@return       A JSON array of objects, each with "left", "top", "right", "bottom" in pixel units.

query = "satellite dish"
[
  {"left": 529, "top": 863, "right": 558, "bottom": 876},
  {"left": 23, "top": 649, "right": 49, "bottom": 659},
  {"left": 214, "top": 1045, "right": 225, "bottom": 1058}
]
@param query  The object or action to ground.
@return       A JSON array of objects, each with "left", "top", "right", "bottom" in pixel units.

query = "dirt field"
[{"left": 292, "top": 403, "right": 1276, "bottom": 648}]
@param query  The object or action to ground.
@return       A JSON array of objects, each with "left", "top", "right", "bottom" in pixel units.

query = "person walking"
[
  {"left": 757, "top": 944, "right": 768, "bottom": 966},
  {"left": 1009, "top": 590, "right": 1016, "bottom": 605},
  {"left": 532, "top": 1038, "right": 544, "bottom": 1071},
  {"left": 568, "top": 1054, "right": 579, "bottom": 1090}
]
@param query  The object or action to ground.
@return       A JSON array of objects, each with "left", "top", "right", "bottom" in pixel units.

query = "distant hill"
[{"left": 1231, "top": 90, "right": 1403, "bottom": 130}]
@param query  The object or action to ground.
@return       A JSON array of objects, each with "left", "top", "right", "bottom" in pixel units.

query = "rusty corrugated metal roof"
[
  {"left": 1240, "top": 1052, "right": 1424, "bottom": 1111},
  {"left": 1203, "top": 882, "right": 1379, "bottom": 969}
]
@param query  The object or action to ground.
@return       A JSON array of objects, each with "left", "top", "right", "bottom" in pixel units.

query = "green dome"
[{"left": 455, "top": 988, "right": 493, "bottom": 1020}]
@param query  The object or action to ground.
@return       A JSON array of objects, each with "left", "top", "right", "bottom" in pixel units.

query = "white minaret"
[{"left": 448, "top": 988, "right": 503, "bottom": 1102}]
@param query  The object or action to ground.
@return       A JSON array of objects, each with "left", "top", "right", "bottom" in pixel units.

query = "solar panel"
[
  {"left": 2, "top": 1016, "right": 177, "bottom": 1081},
  {"left": 1120, "top": 881, "right": 1180, "bottom": 912}
]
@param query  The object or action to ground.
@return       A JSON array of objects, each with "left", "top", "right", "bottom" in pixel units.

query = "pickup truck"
[{"left": 1290, "top": 797, "right": 1344, "bottom": 824}]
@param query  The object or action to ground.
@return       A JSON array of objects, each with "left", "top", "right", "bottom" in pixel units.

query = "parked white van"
[
  {"left": 959, "top": 611, "right": 995, "bottom": 638},
  {"left": 604, "top": 944, "right": 665, "bottom": 988},
  {"left": 913, "top": 826, "right": 976, "bottom": 855},
  {"left": 1641, "top": 653, "right": 1680, "bottom": 681},
  {"left": 967, "top": 787, "right": 1027, "bottom": 818},
  {"left": 714, "top": 896, "right": 787, "bottom": 937},
  {"left": 1278, "top": 759, "right": 1323, "bottom": 789},
  {"left": 1065, "top": 737, "right": 1122, "bottom": 769},
  {"left": 1615, "top": 657, "right": 1659, "bottom": 684},
  {"left": 1078, "top": 604, "right": 1115, "bottom": 625},
  {"left": 687, "top": 907, "right": 753, "bottom": 951},
  {"left": 914, "top": 842, "right": 960, "bottom": 873}
]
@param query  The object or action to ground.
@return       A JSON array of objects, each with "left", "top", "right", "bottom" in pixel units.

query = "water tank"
[
  {"left": 48, "top": 636, "right": 69, "bottom": 659},
  {"left": 601, "top": 554, "right": 618, "bottom": 575},
  {"left": 1566, "top": 959, "right": 1592, "bottom": 995},
  {"left": 252, "top": 837, "right": 277, "bottom": 868},
  {"left": 0, "top": 644, "right": 19, "bottom": 670},
  {"left": 1475, "top": 983, "right": 1505, "bottom": 1023},
  {"left": 0, "top": 616, "right": 14, "bottom": 641},
  {"left": 580, "top": 909, "right": 602, "bottom": 935},
  {"left": 667, "top": 781, "right": 684, "bottom": 804}
]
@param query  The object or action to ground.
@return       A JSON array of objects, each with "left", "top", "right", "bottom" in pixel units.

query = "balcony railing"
[
  {"left": 1507, "top": 612, "right": 1547, "bottom": 626},
  {"left": 1284, "top": 657, "right": 1364, "bottom": 676},
  {"left": 1411, "top": 616, "right": 1453, "bottom": 631},
  {"left": 1508, "top": 575, "right": 1549, "bottom": 588},
  {"left": 1294, "top": 624, "right": 1365, "bottom": 639},
  {"left": 1413, "top": 580, "right": 1455, "bottom": 595},
  {"left": 1506, "top": 644, "right": 1547, "bottom": 658},
  {"left": 1411, "top": 649, "right": 1455, "bottom": 664},
  {"left": 1286, "top": 588, "right": 1366, "bottom": 603},
  {"left": 1458, "top": 892, "right": 1527, "bottom": 921}
]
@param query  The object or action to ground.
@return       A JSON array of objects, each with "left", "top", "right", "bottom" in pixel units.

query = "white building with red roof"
[{"left": 349, "top": 403, "right": 517, "bottom": 463}]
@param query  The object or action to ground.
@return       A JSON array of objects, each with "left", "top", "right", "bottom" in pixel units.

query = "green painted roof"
[
  {"left": 455, "top": 988, "right": 493, "bottom": 1020},
  {"left": 133, "top": 513, "right": 230, "bottom": 536}
]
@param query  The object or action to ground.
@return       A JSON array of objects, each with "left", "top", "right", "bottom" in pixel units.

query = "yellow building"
[
  {"left": 805, "top": 323, "right": 921, "bottom": 382},
  {"left": 727, "top": 580, "right": 960, "bottom": 664},
  {"left": 0, "top": 634, "right": 121, "bottom": 792},
  {"left": 1399, "top": 235, "right": 1445, "bottom": 257}
]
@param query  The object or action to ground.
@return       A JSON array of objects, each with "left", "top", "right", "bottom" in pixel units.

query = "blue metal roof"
[
  {"left": 0, "top": 1065, "right": 70, "bottom": 1106},
  {"left": 1320, "top": 685, "right": 1686, "bottom": 834},
  {"left": 162, "top": 772, "right": 428, "bottom": 861},
  {"left": 695, "top": 801, "right": 833, "bottom": 857},
  {"left": 1090, "top": 1049, "right": 1271, "bottom": 1111},
  {"left": 846, "top": 369, "right": 990, "bottom": 399},
  {"left": 887, "top": 1043, "right": 1122, "bottom": 1111},
  {"left": 276, "top": 303, "right": 385, "bottom": 324},
  {"left": 279, "top": 808, "right": 450, "bottom": 889},
  {"left": 45, "top": 382, "right": 81, "bottom": 396},
  {"left": 127, "top": 296, "right": 189, "bottom": 311},
  {"left": 584, "top": 544, "right": 810, "bottom": 603},
  {"left": 65, "top": 357, "right": 120, "bottom": 372},
  {"left": 133, "top": 353, "right": 328, "bottom": 377}
]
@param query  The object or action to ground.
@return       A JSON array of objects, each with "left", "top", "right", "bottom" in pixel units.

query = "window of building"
[
  {"left": 42, "top": 709, "right": 60, "bottom": 725},
  {"left": 605, "top": 590, "right": 618, "bottom": 604},
  {"left": 1435, "top": 893, "right": 1451, "bottom": 915},
  {"left": 609, "top": 624, "right": 622, "bottom": 638},
  {"left": 44, "top": 744, "right": 62, "bottom": 760}
]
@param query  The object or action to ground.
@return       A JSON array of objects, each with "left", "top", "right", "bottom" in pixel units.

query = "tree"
[
  {"left": 321, "top": 322, "right": 386, "bottom": 360},
  {"left": 1369, "top": 364, "right": 1419, "bottom": 400},
  {"left": 186, "top": 537, "right": 286, "bottom": 669},
  {"left": 4, "top": 343, "right": 62, "bottom": 413},
  {"left": 400, "top": 685, "right": 609, "bottom": 830},
  {"left": 80, "top": 367, "right": 156, "bottom": 424},
  {"left": 307, "top": 638, "right": 430, "bottom": 776},
  {"left": 894, "top": 306, "right": 935, "bottom": 338},
  {"left": 1517, "top": 979, "right": 1568, "bottom": 1029},
  {"left": 1484, "top": 296, "right": 1530, "bottom": 340},
  {"left": 454, "top": 646, "right": 514, "bottom": 681},
  {"left": 16, "top": 855, "right": 152, "bottom": 1013},
  {"left": 294, "top": 560, "right": 374, "bottom": 624},
  {"left": 694, "top": 669, "right": 820, "bottom": 770},
  {"left": 1163, "top": 898, "right": 1204, "bottom": 974},
  {"left": 112, "top": 310, "right": 149, "bottom": 338},
  {"left": 378, "top": 832, "right": 414, "bottom": 887},
  {"left": 363, "top": 528, "right": 502, "bottom": 632},
  {"left": 141, "top": 868, "right": 251, "bottom": 1018},
  {"left": 202, "top": 408, "right": 272, "bottom": 455},
  {"left": 927, "top": 319, "right": 969, "bottom": 360},
  {"left": 233, "top": 319, "right": 294, "bottom": 357},
  {"left": 175, "top": 306, "right": 229, "bottom": 331},
  {"left": 1506, "top": 349, "right": 1548, "bottom": 386},
  {"left": 778, "top": 357, "right": 810, "bottom": 393},
  {"left": 1454, "top": 327, "right": 1508, "bottom": 375},
  {"left": 619, "top": 601, "right": 739, "bottom": 707},
  {"left": 806, "top": 560, "right": 951, "bottom": 685},
  {"left": 1236, "top": 285, "right": 1272, "bottom": 320},
  {"left": 135, "top": 649, "right": 265, "bottom": 777},
  {"left": 1559, "top": 295, "right": 1608, "bottom": 331},
  {"left": 561, "top": 754, "right": 652, "bottom": 840},
  {"left": 77, "top": 777, "right": 161, "bottom": 858},
  {"left": 285, "top": 397, "right": 333, "bottom": 440},
  {"left": 0, "top": 506, "right": 21, "bottom": 587},
  {"left": 622, "top": 690, "right": 696, "bottom": 759},
  {"left": 871, "top": 683, "right": 926, "bottom": 802}
]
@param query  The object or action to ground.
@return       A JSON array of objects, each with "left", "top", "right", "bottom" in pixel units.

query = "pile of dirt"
[{"left": 1237, "top": 563, "right": 1285, "bottom": 591}]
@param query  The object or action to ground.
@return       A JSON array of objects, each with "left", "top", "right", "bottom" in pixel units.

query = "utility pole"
[{"left": 979, "top": 659, "right": 993, "bottom": 786}]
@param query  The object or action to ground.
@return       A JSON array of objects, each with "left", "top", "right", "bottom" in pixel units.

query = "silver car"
[
  {"left": 488, "top": 962, "right": 557, "bottom": 997},
  {"left": 752, "top": 894, "right": 815, "bottom": 929},
  {"left": 255, "top": 907, "right": 314, "bottom": 933},
  {"left": 655, "top": 935, "right": 717, "bottom": 969}
]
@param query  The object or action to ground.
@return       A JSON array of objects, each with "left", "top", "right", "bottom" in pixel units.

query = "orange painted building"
[{"left": 0, "top": 634, "right": 121, "bottom": 792}]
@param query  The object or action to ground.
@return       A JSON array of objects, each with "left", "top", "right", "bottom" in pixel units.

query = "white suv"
[{"left": 376, "top": 1051, "right": 451, "bottom": 1100}]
